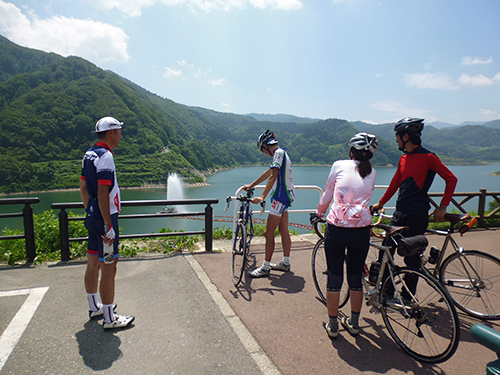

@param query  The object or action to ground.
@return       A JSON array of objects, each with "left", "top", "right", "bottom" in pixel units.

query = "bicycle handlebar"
[{"left": 224, "top": 189, "right": 266, "bottom": 216}]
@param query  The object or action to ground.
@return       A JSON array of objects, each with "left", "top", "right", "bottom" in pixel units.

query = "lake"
[{"left": 1, "top": 163, "right": 499, "bottom": 234}]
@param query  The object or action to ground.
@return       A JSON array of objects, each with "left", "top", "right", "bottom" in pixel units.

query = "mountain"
[
  {"left": 481, "top": 120, "right": 500, "bottom": 130},
  {"left": 459, "top": 121, "right": 486, "bottom": 126},
  {"left": 0, "top": 35, "right": 499, "bottom": 194},
  {"left": 428, "top": 121, "right": 459, "bottom": 129},
  {"left": 247, "top": 113, "right": 321, "bottom": 124}
]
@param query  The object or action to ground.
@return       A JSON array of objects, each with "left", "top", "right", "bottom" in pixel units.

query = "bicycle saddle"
[
  {"left": 443, "top": 213, "right": 470, "bottom": 226},
  {"left": 375, "top": 223, "right": 409, "bottom": 236}
]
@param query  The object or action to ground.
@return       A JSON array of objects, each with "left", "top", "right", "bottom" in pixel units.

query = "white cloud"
[
  {"left": 0, "top": 1, "right": 130, "bottom": 63},
  {"left": 462, "top": 56, "right": 494, "bottom": 66},
  {"left": 208, "top": 78, "right": 227, "bottom": 86},
  {"left": 222, "top": 102, "right": 230, "bottom": 107},
  {"left": 95, "top": 0, "right": 302, "bottom": 17},
  {"left": 163, "top": 66, "right": 184, "bottom": 78},
  {"left": 479, "top": 108, "right": 500, "bottom": 121},
  {"left": 371, "top": 101, "right": 431, "bottom": 121},
  {"left": 459, "top": 73, "right": 500, "bottom": 86},
  {"left": 163, "top": 60, "right": 226, "bottom": 85},
  {"left": 405, "top": 73, "right": 458, "bottom": 90}
]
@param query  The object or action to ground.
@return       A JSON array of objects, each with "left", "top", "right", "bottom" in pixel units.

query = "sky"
[{"left": 1, "top": 0, "right": 499, "bottom": 125}]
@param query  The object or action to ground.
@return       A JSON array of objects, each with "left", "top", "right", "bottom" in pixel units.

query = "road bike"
[
  {"left": 310, "top": 213, "right": 380, "bottom": 307},
  {"left": 425, "top": 213, "right": 500, "bottom": 320},
  {"left": 310, "top": 213, "right": 460, "bottom": 363},
  {"left": 225, "top": 188, "right": 265, "bottom": 286},
  {"left": 373, "top": 211, "right": 500, "bottom": 320}
]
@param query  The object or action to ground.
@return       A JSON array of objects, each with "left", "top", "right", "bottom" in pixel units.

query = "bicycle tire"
[
  {"left": 439, "top": 250, "right": 500, "bottom": 320},
  {"left": 311, "top": 238, "right": 350, "bottom": 308},
  {"left": 380, "top": 267, "right": 460, "bottom": 363},
  {"left": 232, "top": 222, "right": 247, "bottom": 286}
]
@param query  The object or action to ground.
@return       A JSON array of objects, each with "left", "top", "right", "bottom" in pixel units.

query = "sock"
[
  {"left": 103, "top": 304, "right": 115, "bottom": 324},
  {"left": 329, "top": 315, "right": 338, "bottom": 330},
  {"left": 262, "top": 260, "right": 270, "bottom": 270},
  {"left": 87, "top": 293, "right": 101, "bottom": 312},
  {"left": 282, "top": 256, "right": 290, "bottom": 265},
  {"left": 350, "top": 311, "right": 360, "bottom": 327}
]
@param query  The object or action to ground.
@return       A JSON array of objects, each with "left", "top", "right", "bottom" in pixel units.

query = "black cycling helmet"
[
  {"left": 394, "top": 117, "right": 424, "bottom": 134},
  {"left": 394, "top": 117, "right": 424, "bottom": 151},
  {"left": 257, "top": 129, "right": 278, "bottom": 151}
]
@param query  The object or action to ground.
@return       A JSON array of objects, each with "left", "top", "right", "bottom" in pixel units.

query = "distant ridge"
[{"left": 246, "top": 113, "right": 321, "bottom": 124}]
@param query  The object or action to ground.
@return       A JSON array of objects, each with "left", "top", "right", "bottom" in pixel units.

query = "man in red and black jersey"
[{"left": 371, "top": 117, "right": 457, "bottom": 298}]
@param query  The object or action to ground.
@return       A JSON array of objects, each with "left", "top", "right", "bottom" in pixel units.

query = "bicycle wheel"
[
  {"left": 232, "top": 223, "right": 247, "bottom": 286},
  {"left": 439, "top": 250, "right": 500, "bottom": 320},
  {"left": 380, "top": 267, "right": 460, "bottom": 363},
  {"left": 311, "top": 238, "right": 350, "bottom": 308}
]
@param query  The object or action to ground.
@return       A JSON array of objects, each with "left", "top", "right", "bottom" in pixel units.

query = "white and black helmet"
[
  {"left": 348, "top": 132, "right": 378, "bottom": 154},
  {"left": 257, "top": 129, "right": 278, "bottom": 151}
]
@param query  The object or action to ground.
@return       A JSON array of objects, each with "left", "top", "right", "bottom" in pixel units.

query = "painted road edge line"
[
  {"left": 184, "top": 252, "right": 282, "bottom": 375},
  {"left": 0, "top": 287, "right": 49, "bottom": 371}
]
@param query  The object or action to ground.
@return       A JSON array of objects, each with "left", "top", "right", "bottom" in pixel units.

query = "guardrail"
[
  {"left": 0, "top": 197, "right": 40, "bottom": 262},
  {"left": 429, "top": 189, "right": 500, "bottom": 225},
  {"left": 51, "top": 199, "right": 218, "bottom": 261}
]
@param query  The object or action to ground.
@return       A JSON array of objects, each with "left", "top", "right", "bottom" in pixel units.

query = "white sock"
[
  {"left": 283, "top": 256, "right": 290, "bottom": 265},
  {"left": 262, "top": 260, "right": 270, "bottom": 270},
  {"left": 103, "top": 304, "right": 115, "bottom": 324},
  {"left": 87, "top": 293, "right": 101, "bottom": 312}
]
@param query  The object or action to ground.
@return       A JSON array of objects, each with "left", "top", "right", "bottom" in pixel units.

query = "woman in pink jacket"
[{"left": 316, "top": 133, "right": 378, "bottom": 339}]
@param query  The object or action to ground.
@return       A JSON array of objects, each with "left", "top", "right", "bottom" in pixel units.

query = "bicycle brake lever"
[
  {"left": 309, "top": 212, "right": 320, "bottom": 225},
  {"left": 259, "top": 201, "right": 266, "bottom": 216},
  {"left": 224, "top": 196, "right": 232, "bottom": 212}
]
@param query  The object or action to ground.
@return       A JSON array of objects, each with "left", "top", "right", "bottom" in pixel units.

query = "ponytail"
[{"left": 350, "top": 147, "right": 373, "bottom": 178}]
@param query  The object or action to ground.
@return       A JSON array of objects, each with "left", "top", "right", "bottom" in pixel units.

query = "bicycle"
[
  {"left": 310, "top": 213, "right": 380, "bottom": 307},
  {"left": 372, "top": 211, "right": 500, "bottom": 320},
  {"left": 310, "top": 213, "right": 460, "bottom": 363},
  {"left": 225, "top": 188, "right": 265, "bottom": 286},
  {"left": 425, "top": 213, "right": 500, "bottom": 320}
]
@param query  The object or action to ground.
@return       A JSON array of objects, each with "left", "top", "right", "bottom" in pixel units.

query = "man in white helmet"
[{"left": 79, "top": 116, "right": 135, "bottom": 330}]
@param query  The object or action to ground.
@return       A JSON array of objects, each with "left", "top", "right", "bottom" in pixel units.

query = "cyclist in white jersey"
[{"left": 243, "top": 130, "right": 295, "bottom": 278}]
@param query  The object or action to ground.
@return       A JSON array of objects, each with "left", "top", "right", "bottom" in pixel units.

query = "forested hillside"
[{"left": 0, "top": 35, "right": 498, "bottom": 194}]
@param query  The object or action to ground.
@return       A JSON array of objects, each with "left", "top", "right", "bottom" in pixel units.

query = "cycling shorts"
[
  {"left": 85, "top": 213, "right": 119, "bottom": 263},
  {"left": 269, "top": 199, "right": 290, "bottom": 217}
]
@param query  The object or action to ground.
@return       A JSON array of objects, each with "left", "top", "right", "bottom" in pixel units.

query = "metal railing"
[
  {"left": 229, "top": 185, "right": 500, "bottom": 234},
  {"left": 0, "top": 197, "right": 40, "bottom": 262},
  {"left": 51, "top": 198, "right": 218, "bottom": 261}
]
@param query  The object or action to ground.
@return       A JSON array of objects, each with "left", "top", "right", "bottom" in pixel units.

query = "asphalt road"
[{"left": 1, "top": 228, "right": 500, "bottom": 374}]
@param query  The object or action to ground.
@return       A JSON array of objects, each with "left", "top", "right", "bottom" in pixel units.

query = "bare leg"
[
  {"left": 264, "top": 214, "right": 281, "bottom": 262},
  {"left": 100, "top": 260, "right": 118, "bottom": 305},
  {"left": 327, "top": 291, "right": 340, "bottom": 318},
  {"left": 350, "top": 290, "right": 363, "bottom": 313},
  {"left": 278, "top": 211, "right": 291, "bottom": 257},
  {"left": 85, "top": 255, "right": 100, "bottom": 293}
]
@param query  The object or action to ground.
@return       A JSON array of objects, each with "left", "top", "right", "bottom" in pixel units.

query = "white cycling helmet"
[
  {"left": 348, "top": 132, "right": 378, "bottom": 154},
  {"left": 257, "top": 129, "right": 278, "bottom": 151}
]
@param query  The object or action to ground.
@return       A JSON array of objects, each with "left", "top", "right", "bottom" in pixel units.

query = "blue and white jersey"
[
  {"left": 81, "top": 142, "right": 121, "bottom": 219},
  {"left": 270, "top": 148, "right": 295, "bottom": 206}
]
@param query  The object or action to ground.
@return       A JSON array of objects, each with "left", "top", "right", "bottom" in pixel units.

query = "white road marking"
[
  {"left": 0, "top": 287, "right": 49, "bottom": 371},
  {"left": 184, "top": 252, "right": 282, "bottom": 375}
]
